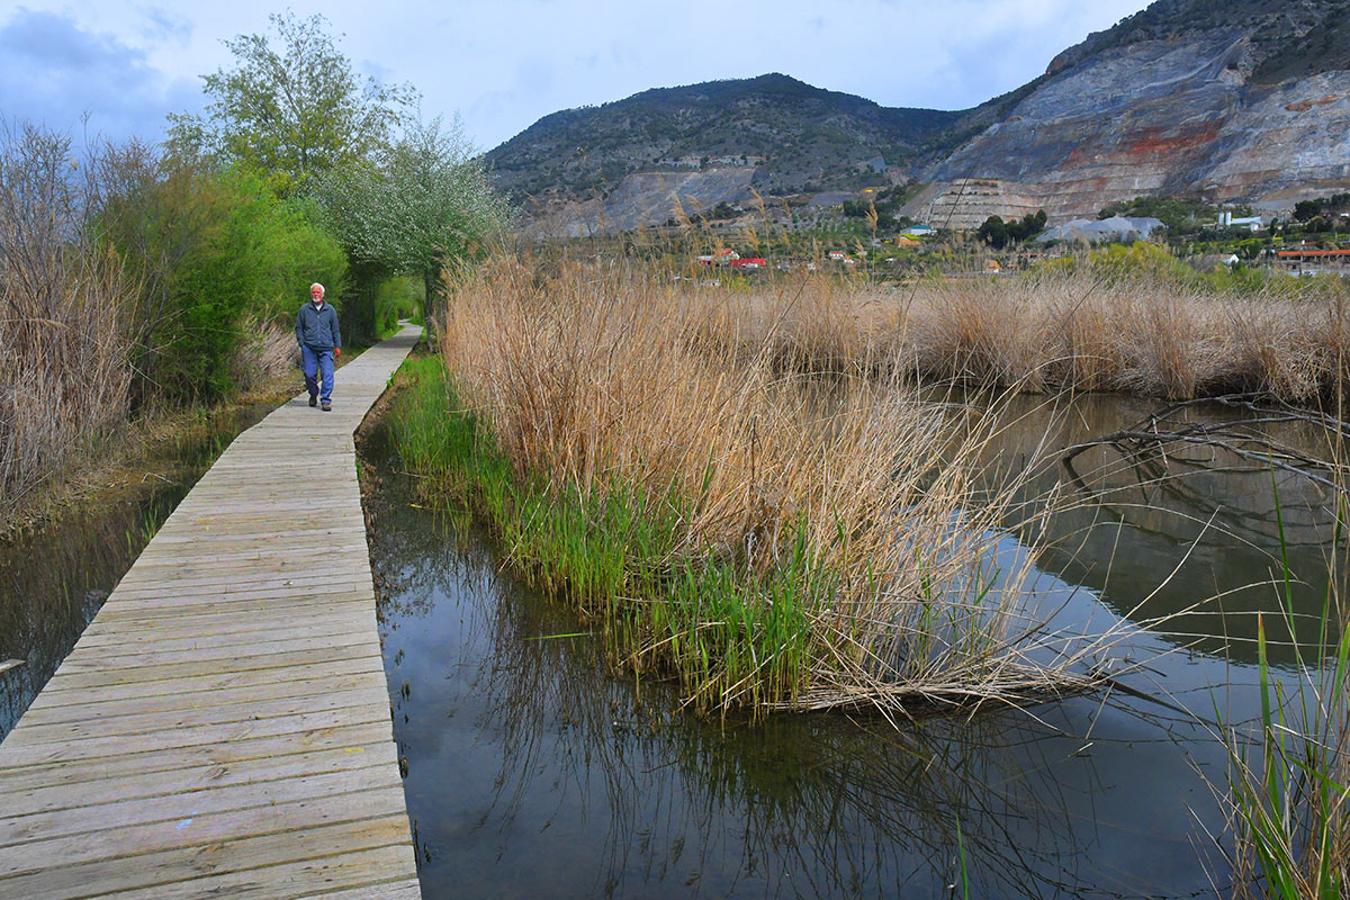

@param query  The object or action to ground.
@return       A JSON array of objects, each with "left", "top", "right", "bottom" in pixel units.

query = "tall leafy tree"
[{"left": 168, "top": 11, "right": 415, "bottom": 195}]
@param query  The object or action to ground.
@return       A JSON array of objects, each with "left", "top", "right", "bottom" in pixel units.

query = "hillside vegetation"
[{"left": 485, "top": 73, "right": 965, "bottom": 203}]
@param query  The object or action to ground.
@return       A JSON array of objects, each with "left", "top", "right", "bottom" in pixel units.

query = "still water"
[{"left": 367, "top": 394, "right": 1343, "bottom": 898}]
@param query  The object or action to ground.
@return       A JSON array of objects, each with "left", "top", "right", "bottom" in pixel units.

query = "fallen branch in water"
[{"left": 1061, "top": 393, "right": 1350, "bottom": 497}]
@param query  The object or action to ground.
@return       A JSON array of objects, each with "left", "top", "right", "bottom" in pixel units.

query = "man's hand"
[{"left": 334, "top": 347, "right": 341, "bottom": 358}]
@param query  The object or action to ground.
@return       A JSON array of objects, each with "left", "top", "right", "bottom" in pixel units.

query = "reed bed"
[
  {"left": 388, "top": 255, "right": 1117, "bottom": 716},
  {"left": 0, "top": 130, "right": 136, "bottom": 522},
  {"left": 687, "top": 267, "right": 1350, "bottom": 405},
  {"left": 228, "top": 317, "right": 300, "bottom": 392}
]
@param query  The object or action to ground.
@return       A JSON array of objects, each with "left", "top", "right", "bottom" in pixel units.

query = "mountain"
[
  {"left": 486, "top": 0, "right": 1350, "bottom": 233},
  {"left": 484, "top": 74, "right": 965, "bottom": 232},
  {"left": 919, "top": 0, "right": 1350, "bottom": 226}
]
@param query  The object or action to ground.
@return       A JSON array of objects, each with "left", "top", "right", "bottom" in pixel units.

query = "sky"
[{"left": 0, "top": 0, "right": 1154, "bottom": 153}]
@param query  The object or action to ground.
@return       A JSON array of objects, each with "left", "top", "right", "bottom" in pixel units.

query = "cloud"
[
  {"left": 0, "top": 8, "right": 198, "bottom": 143},
  {"left": 0, "top": 0, "right": 1154, "bottom": 152},
  {"left": 139, "top": 6, "right": 192, "bottom": 44}
]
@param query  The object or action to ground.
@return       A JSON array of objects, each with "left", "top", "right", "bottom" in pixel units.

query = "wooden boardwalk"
[{"left": 0, "top": 325, "right": 422, "bottom": 898}]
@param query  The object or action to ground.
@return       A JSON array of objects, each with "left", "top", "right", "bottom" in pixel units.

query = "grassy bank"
[{"left": 386, "top": 257, "right": 1106, "bottom": 716}]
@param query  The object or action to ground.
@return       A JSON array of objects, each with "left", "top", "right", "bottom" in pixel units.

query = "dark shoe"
[
  {"left": 309, "top": 394, "right": 318, "bottom": 407},
  {"left": 321, "top": 402, "right": 332, "bottom": 412}
]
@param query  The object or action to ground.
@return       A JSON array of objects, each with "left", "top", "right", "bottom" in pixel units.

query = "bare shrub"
[{"left": 0, "top": 126, "right": 135, "bottom": 521}]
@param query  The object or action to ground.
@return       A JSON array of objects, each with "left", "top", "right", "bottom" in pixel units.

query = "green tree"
[
  {"left": 977, "top": 215, "right": 1008, "bottom": 249},
  {"left": 1294, "top": 199, "right": 1322, "bottom": 222},
  {"left": 98, "top": 160, "right": 346, "bottom": 402},
  {"left": 168, "top": 12, "right": 415, "bottom": 195},
  {"left": 312, "top": 117, "right": 508, "bottom": 331}
]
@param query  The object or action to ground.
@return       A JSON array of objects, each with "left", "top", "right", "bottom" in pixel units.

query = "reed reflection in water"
[{"left": 368, "top": 436, "right": 1250, "bottom": 898}]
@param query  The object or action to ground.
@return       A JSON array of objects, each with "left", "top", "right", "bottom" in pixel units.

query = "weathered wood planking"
[{"left": 0, "top": 325, "right": 422, "bottom": 898}]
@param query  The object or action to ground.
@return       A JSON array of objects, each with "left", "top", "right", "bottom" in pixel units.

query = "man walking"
[{"left": 295, "top": 282, "right": 342, "bottom": 411}]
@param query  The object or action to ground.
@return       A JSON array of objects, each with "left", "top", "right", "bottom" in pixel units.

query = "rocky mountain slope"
[
  {"left": 484, "top": 74, "right": 963, "bottom": 231},
  {"left": 488, "top": 0, "right": 1350, "bottom": 234},
  {"left": 919, "top": 0, "right": 1350, "bottom": 226}
]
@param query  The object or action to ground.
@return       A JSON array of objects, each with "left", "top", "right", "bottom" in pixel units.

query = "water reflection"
[
  {"left": 994, "top": 394, "right": 1345, "bottom": 666},
  {"left": 368, "top": 426, "right": 1279, "bottom": 898}
]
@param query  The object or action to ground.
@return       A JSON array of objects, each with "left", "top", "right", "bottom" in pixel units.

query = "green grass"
[
  {"left": 386, "top": 355, "right": 821, "bottom": 713},
  {"left": 1219, "top": 486, "right": 1349, "bottom": 897}
]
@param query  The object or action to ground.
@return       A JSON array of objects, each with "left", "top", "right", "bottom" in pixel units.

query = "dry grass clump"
[
  {"left": 426, "top": 255, "right": 1094, "bottom": 714},
  {"left": 229, "top": 316, "right": 300, "bottom": 392},
  {"left": 0, "top": 129, "right": 135, "bottom": 521},
  {"left": 682, "top": 267, "right": 1350, "bottom": 405}
]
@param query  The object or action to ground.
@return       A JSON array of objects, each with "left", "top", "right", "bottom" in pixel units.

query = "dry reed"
[
  {"left": 682, "top": 267, "right": 1350, "bottom": 405},
  {"left": 431, "top": 255, "right": 1104, "bottom": 714},
  {"left": 229, "top": 316, "right": 300, "bottom": 392},
  {"left": 0, "top": 127, "right": 136, "bottom": 522}
]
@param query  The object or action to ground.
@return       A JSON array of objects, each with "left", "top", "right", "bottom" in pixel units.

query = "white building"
[{"left": 1215, "top": 211, "right": 1268, "bottom": 232}]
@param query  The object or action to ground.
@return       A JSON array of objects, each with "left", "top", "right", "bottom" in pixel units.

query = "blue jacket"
[{"left": 296, "top": 302, "right": 341, "bottom": 351}]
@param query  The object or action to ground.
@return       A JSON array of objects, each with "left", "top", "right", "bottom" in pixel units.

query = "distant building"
[
  {"left": 902, "top": 225, "right": 935, "bottom": 237},
  {"left": 1190, "top": 253, "right": 1241, "bottom": 271},
  {"left": 1038, "top": 216, "right": 1165, "bottom": 244},
  {"left": 1274, "top": 248, "right": 1350, "bottom": 276},
  {"left": 697, "top": 248, "right": 741, "bottom": 267},
  {"left": 1215, "top": 211, "right": 1268, "bottom": 232},
  {"left": 729, "top": 257, "right": 767, "bottom": 270},
  {"left": 827, "top": 249, "right": 847, "bottom": 261}
]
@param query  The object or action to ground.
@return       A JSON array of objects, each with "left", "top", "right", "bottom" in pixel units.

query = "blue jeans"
[{"left": 301, "top": 345, "right": 335, "bottom": 403}]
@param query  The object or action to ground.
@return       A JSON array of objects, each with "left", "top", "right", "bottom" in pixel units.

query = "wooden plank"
[
  {"left": 6, "top": 685, "right": 391, "bottom": 746},
  {"left": 297, "top": 879, "right": 424, "bottom": 900},
  {"left": 0, "top": 817, "right": 415, "bottom": 898},
  {"left": 30, "top": 655, "right": 384, "bottom": 707},
  {"left": 79, "top": 600, "right": 374, "bottom": 641},
  {"left": 104, "top": 843, "right": 418, "bottom": 899},
  {"left": 87, "top": 589, "right": 376, "bottom": 620},
  {"left": 0, "top": 722, "right": 394, "bottom": 794},
  {"left": 107, "top": 577, "right": 374, "bottom": 605},
  {"left": 52, "top": 631, "right": 380, "bottom": 672},
  {"left": 0, "top": 325, "right": 419, "bottom": 897},
  {"left": 15, "top": 669, "right": 389, "bottom": 727},
  {"left": 113, "top": 566, "right": 373, "bottom": 595},
  {"left": 0, "top": 763, "right": 403, "bottom": 847},
  {"left": 37, "top": 638, "right": 382, "bottom": 693},
  {"left": 0, "top": 742, "right": 397, "bottom": 819},
  {"left": 301, "top": 879, "right": 426, "bottom": 900},
  {"left": 0, "top": 705, "right": 391, "bottom": 768}
]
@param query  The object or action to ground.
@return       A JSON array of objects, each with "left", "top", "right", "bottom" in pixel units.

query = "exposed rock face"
[
  {"left": 521, "top": 167, "right": 759, "bottom": 238},
  {"left": 489, "top": 0, "right": 1350, "bottom": 232},
  {"left": 928, "top": 30, "right": 1350, "bottom": 219},
  {"left": 901, "top": 179, "right": 1048, "bottom": 231}
]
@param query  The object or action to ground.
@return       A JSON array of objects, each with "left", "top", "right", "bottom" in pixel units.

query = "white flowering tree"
[{"left": 312, "top": 117, "right": 508, "bottom": 334}]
